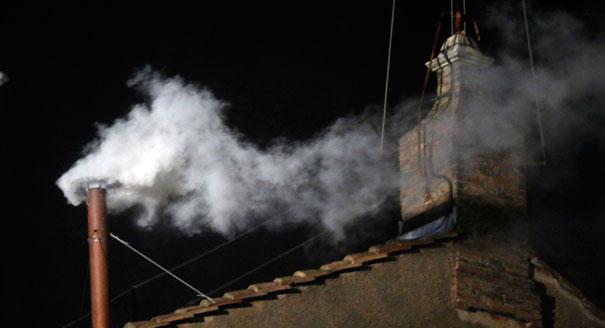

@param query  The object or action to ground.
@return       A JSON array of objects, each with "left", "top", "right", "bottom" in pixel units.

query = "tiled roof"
[{"left": 124, "top": 232, "right": 458, "bottom": 328}]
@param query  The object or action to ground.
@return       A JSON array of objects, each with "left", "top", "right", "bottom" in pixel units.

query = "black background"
[{"left": 1, "top": 1, "right": 604, "bottom": 327}]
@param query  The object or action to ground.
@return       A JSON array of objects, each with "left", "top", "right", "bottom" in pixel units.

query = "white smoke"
[{"left": 57, "top": 69, "right": 400, "bottom": 236}]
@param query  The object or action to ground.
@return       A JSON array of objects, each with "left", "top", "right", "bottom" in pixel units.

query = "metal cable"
[
  {"left": 130, "top": 218, "right": 276, "bottom": 290},
  {"left": 110, "top": 233, "right": 213, "bottom": 301},
  {"left": 102, "top": 218, "right": 275, "bottom": 306},
  {"left": 417, "top": 15, "right": 444, "bottom": 125},
  {"left": 380, "top": 0, "right": 397, "bottom": 156},
  {"left": 521, "top": 0, "right": 548, "bottom": 163},
  {"left": 62, "top": 312, "right": 90, "bottom": 328},
  {"left": 415, "top": 14, "right": 445, "bottom": 179},
  {"left": 208, "top": 229, "right": 331, "bottom": 296}
]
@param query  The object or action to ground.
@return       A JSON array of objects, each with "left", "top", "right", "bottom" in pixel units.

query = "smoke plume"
[
  {"left": 57, "top": 7, "right": 604, "bottom": 241},
  {"left": 438, "top": 8, "right": 605, "bottom": 164},
  {"left": 57, "top": 69, "right": 400, "bottom": 236}
]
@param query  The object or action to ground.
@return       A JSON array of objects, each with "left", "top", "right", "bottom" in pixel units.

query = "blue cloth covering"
[{"left": 399, "top": 207, "right": 456, "bottom": 241}]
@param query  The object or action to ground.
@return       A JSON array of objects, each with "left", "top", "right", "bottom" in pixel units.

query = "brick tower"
[{"left": 399, "top": 22, "right": 526, "bottom": 242}]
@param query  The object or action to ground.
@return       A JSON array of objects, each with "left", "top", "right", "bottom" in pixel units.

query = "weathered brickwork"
[
  {"left": 399, "top": 121, "right": 526, "bottom": 222},
  {"left": 399, "top": 109, "right": 456, "bottom": 220},
  {"left": 453, "top": 248, "right": 543, "bottom": 326},
  {"left": 457, "top": 151, "right": 526, "bottom": 209},
  {"left": 399, "top": 33, "right": 526, "bottom": 234}
]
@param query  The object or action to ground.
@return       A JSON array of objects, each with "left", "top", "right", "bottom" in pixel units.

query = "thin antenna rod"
[
  {"left": 110, "top": 233, "right": 213, "bottom": 302},
  {"left": 380, "top": 0, "right": 396, "bottom": 156},
  {"left": 521, "top": 0, "right": 547, "bottom": 163},
  {"left": 463, "top": 0, "right": 467, "bottom": 32},
  {"left": 450, "top": 0, "right": 454, "bottom": 35}
]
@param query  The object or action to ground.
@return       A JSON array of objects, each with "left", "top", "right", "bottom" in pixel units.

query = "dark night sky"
[{"left": 1, "top": 1, "right": 604, "bottom": 327}]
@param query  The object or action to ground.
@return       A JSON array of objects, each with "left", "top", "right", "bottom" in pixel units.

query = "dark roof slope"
[{"left": 124, "top": 233, "right": 458, "bottom": 328}]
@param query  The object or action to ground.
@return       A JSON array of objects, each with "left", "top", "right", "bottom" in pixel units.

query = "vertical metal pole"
[
  {"left": 522, "top": 0, "right": 547, "bottom": 163},
  {"left": 454, "top": 11, "right": 463, "bottom": 33},
  {"left": 87, "top": 186, "right": 110, "bottom": 328},
  {"left": 450, "top": 0, "right": 454, "bottom": 35},
  {"left": 463, "top": 0, "right": 467, "bottom": 33},
  {"left": 380, "top": 0, "right": 396, "bottom": 157}
]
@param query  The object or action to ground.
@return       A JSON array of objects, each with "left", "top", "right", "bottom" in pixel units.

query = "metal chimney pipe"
[
  {"left": 454, "top": 11, "right": 464, "bottom": 34},
  {"left": 87, "top": 184, "right": 110, "bottom": 328}
]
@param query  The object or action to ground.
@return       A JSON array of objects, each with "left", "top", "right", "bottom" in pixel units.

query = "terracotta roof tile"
[
  {"left": 319, "top": 259, "right": 363, "bottom": 272},
  {"left": 273, "top": 274, "right": 315, "bottom": 285},
  {"left": 152, "top": 311, "right": 194, "bottom": 323},
  {"left": 123, "top": 320, "right": 169, "bottom": 328},
  {"left": 368, "top": 242, "right": 413, "bottom": 255},
  {"left": 343, "top": 251, "right": 388, "bottom": 264},
  {"left": 200, "top": 297, "right": 242, "bottom": 308},
  {"left": 175, "top": 305, "right": 220, "bottom": 315},
  {"left": 293, "top": 269, "right": 332, "bottom": 279},
  {"left": 247, "top": 281, "right": 292, "bottom": 293},
  {"left": 223, "top": 289, "right": 267, "bottom": 301}
]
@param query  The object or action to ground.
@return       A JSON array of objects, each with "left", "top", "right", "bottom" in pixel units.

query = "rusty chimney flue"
[
  {"left": 86, "top": 182, "right": 110, "bottom": 328},
  {"left": 454, "top": 11, "right": 464, "bottom": 34}
]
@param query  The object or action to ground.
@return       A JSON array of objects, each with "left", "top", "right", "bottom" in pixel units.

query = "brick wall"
[
  {"left": 399, "top": 33, "right": 525, "bottom": 236},
  {"left": 399, "top": 104, "right": 456, "bottom": 220},
  {"left": 453, "top": 248, "right": 542, "bottom": 326}
]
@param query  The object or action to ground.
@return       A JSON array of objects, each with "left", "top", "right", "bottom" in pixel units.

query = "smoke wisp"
[
  {"left": 57, "top": 70, "right": 401, "bottom": 236},
  {"left": 471, "top": 7, "right": 605, "bottom": 157}
]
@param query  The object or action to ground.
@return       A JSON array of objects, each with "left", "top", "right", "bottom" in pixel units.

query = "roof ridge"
[
  {"left": 529, "top": 256, "right": 605, "bottom": 323},
  {"left": 124, "top": 232, "right": 458, "bottom": 328}
]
